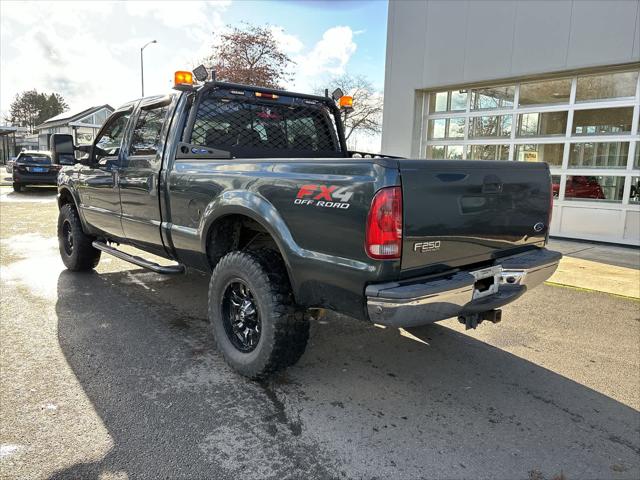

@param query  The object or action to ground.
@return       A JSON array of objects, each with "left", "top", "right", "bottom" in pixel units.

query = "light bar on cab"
[{"left": 255, "top": 92, "right": 279, "bottom": 100}]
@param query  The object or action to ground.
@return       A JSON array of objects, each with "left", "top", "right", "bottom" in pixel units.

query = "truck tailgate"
[{"left": 399, "top": 160, "right": 551, "bottom": 271}]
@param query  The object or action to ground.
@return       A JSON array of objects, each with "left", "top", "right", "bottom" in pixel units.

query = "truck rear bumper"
[{"left": 365, "top": 248, "right": 562, "bottom": 328}]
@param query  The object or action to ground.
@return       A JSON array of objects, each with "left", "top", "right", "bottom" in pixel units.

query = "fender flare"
[
  {"left": 199, "top": 190, "right": 301, "bottom": 290},
  {"left": 57, "top": 186, "right": 91, "bottom": 233},
  {"left": 57, "top": 186, "right": 81, "bottom": 210}
]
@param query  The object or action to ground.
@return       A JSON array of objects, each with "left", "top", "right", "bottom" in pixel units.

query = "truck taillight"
[{"left": 365, "top": 186, "right": 402, "bottom": 260}]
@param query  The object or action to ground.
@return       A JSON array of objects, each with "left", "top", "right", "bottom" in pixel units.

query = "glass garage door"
[{"left": 421, "top": 67, "right": 640, "bottom": 245}]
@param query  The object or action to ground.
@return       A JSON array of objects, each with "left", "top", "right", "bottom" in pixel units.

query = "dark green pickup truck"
[{"left": 52, "top": 72, "right": 561, "bottom": 378}]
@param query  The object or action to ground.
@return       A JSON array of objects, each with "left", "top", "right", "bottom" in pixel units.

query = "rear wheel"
[
  {"left": 12, "top": 182, "right": 22, "bottom": 192},
  {"left": 57, "top": 204, "right": 101, "bottom": 271},
  {"left": 208, "top": 249, "right": 309, "bottom": 379}
]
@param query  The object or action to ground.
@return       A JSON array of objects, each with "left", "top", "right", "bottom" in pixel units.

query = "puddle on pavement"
[
  {"left": 1, "top": 233, "right": 63, "bottom": 300},
  {"left": 0, "top": 188, "right": 57, "bottom": 203}
]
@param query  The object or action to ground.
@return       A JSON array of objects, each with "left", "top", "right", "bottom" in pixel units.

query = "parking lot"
[{"left": 1, "top": 186, "right": 639, "bottom": 480}]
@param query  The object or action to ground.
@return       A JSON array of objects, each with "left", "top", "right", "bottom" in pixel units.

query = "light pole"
[{"left": 140, "top": 40, "right": 157, "bottom": 97}]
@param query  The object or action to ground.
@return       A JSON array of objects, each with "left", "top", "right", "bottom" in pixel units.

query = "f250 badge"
[
  {"left": 414, "top": 241, "right": 441, "bottom": 253},
  {"left": 294, "top": 184, "right": 353, "bottom": 209}
]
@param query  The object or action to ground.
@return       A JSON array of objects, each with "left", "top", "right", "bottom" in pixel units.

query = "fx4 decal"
[{"left": 294, "top": 184, "right": 353, "bottom": 209}]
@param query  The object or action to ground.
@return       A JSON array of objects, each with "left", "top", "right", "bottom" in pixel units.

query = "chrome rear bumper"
[{"left": 366, "top": 248, "right": 561, "bottom": 328}]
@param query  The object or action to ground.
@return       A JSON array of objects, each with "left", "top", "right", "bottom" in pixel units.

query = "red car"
[{"left": 553, "top": 176, "right": 605, "bottom": 200}]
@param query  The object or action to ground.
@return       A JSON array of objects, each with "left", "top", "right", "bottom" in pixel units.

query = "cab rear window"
[{"left": 188, "top": 94, "right": 341, "bottom": 158}]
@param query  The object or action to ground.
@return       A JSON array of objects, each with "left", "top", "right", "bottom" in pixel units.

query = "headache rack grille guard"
[{"left": 182, "top": 81, "right": 348, "bottom": 156}]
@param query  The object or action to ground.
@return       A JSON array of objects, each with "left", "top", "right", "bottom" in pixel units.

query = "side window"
[
  {"left": 95, "top": 111, "right": 131, "bottom": 158},
  {"left": 129, "top": 104, "right": 170, "bottom": 156}
]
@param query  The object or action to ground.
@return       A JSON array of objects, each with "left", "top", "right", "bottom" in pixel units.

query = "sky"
[{"left": 0, "top": 0, "right": 388, "bottom": 117}]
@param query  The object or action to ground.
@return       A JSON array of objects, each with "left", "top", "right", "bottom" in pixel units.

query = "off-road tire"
[
  {"left": 57, "top": 204, "right": 101, "bottom": 271},
  {"left": 12, "top": 183, "right": 22, "bottom": 192},
  {"left": 208, "top": 249, "right": 309, "bottom": 379}
]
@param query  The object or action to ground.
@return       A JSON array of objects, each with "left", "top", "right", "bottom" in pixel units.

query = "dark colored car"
[
  {"left": 12, "top": 151, "right": 72, "bottom": 192},
  {"left": 52, "top": 72, "right": 561, "bottom": 379}
]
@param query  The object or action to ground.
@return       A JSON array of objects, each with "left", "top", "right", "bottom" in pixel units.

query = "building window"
[
  {"left": 75, "top": 127, "right": 95, "bottom": 145},
  {"left": 630, "top": 176, "right": 640, "bottom": 204},
  {"left": 94, "top": 110, "right": 109, "bottom": 124},
  {"left": 470, "top": 86, "right": 515, "bottom": 110},
  {"left": 572, "top": 107, "right": 633, "bottom": 135},
  {"left": 426, "top": 145, "right": 465, "bottom": 160},
  {"left": 428, "top": 90, "right": 467, "bottom": 113},
  {"left": 576, "top": 71, "right": 639, "bottom": 101},
  {"left": 564, "top": 175, "right": 625, "bottom": 203},
  {"left": 551, "top": 175, "right": 561, "bottom": 198},
  {"left": 469, "top": 144, "right": 510, "bottom": 161},
  {"left": 422, "top": 66, "right": 639, "bottom": 216},
  {"left": 569, "top": 142, "right": 629, "bottom": 168},
  {"left": 517, "top": 111, "right": 568, "bottom": 137},
  {"left": 427, "top": 117, "right": 465, "bottom": 139},
  {"left": 519, "top": 78, "right": 572, "bottom": 106},
  {"left": 78, "top": 115, "right": 94, "bottom": 124},
  {"left": 515, "top": 144, "right": 564, "bottom": 166},
  {"left": 470, "top": 115, "right": 512, "bottom": 138}
]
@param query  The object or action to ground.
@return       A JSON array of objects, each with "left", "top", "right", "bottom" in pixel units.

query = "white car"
[{"left": 5, "top": 157, "right": 16, "bottom": 174}]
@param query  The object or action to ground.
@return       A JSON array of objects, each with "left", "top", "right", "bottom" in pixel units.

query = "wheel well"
[
  {"left": 58, "top": 188, "right": 75, "bottom": 209},
  {"left": 205, "top": 214, "right": 283, "bottom": 270}
]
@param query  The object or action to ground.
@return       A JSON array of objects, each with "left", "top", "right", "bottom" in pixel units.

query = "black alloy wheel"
[
  {"left": 62, "top": 219, "right": 74, "bottom": 256},
  {"left": 221, "top": 280, "right": 262, "bottom": 352}
]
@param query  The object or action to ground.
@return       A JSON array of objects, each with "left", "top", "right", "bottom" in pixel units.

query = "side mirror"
[
  {"left": 50, "top": 133, "right": 76, "bottom": 165},
  {"left": 76, "top": 145, "right": 93, "bottom": 165}
]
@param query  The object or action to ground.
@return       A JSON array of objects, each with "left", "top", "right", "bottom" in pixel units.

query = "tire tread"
[
  {"left": 57, "top": 204, "right": 101, "bottom": 271},
  {"left": 208, "top": 248, "right": 309, "bottom": 379}
]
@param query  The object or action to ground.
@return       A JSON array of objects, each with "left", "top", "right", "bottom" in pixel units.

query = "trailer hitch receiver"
[{"left": 458, "top": 309, "right": 502, "bottom": 330}]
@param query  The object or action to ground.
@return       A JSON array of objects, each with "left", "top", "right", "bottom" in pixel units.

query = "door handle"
[{"left": 482, "top": 174, "right": 503, "bottom": 194}]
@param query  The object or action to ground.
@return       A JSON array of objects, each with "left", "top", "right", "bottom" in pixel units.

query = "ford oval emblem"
[{"left": 533, "top": 222, "right": 545, "bottom": 233}]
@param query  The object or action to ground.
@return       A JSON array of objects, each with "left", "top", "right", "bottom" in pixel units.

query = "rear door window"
[
  {"left": 95, "top": 111, "right": 131, "bottom": 157},
  {"left": 129, "top": 103, "right": 170, "bottom": 156},
  {"left": 188, "top": 94, "right": 341, "bottom": 157}
]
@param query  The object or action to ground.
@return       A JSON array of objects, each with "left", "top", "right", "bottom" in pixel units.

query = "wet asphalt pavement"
[{"left": 0, "top": 186, "right": 639, "bottom": 480}]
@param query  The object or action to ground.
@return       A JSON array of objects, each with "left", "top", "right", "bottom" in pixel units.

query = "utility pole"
[{"left": 140, "top": 40, "right": 157, "bottom": 97}]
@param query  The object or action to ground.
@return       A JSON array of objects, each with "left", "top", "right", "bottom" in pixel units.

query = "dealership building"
[{"left": 382, "top": 0, "right": 640, "bottom": 245}]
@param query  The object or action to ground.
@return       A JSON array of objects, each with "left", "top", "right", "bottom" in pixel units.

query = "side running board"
[{"left": 92, "top": 241, "right": 185, "bottom": 275}]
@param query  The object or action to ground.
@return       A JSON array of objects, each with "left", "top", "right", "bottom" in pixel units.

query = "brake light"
[{"left": 365, "top": 186, "right": 402, "bottom": 259}]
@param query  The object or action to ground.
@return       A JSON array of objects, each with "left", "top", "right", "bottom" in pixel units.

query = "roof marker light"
[
  {"left": 174, "top": 71, "right": 193, "bottom": 91},
  {"left": 255, "top": 92, "right": 279, "bottom": 100},
  {"left": 339, "top": 95, "right": 354, "bottom": 109}
]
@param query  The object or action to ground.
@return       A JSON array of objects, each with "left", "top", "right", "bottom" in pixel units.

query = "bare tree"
[
  {"left": 316, "top": 74, "right": 383, "bottom": 142},
  {"left": 201, "top": 23, "right": 293, "bottom": 89}
]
